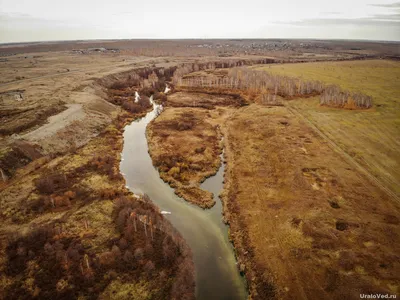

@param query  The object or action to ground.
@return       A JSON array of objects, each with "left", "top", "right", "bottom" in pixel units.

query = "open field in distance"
[{"left": 254, "top": 60, "right": 400, "bottom": 197}]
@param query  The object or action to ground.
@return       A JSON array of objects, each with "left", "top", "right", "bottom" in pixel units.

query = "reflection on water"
[{"left": 120, "top": 102, "right": 247, "bottom": 300}]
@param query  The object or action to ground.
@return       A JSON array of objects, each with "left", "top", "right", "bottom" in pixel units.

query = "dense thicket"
[{"left": 5, "top": 195, "right": 195, "bottom": 299}]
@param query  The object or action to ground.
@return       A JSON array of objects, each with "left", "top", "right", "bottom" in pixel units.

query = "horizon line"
[{"left": 1, "top": 37, "right": 400, "bottom": 46}]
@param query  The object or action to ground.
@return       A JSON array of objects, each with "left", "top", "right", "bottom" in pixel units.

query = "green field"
[{"left": 254, "top": 60, "right": 400, "bottom": 197}]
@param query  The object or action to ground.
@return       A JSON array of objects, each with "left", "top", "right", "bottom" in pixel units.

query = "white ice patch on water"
[{"left": 135, "top": 91, "right": 140, "bottom": 103}]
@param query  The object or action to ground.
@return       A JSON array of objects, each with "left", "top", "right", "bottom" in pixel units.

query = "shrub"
[
  {"left": 123, "top": 250, "right": 133, "bottom": 263},
  {"left": 177, "top": 121, "right": 194, "bottom": 131},
  {"left": 194, "top": 147, "right": 206, "bottom": 154},
  {"left": 168, "top": 167, "right": 180, "bottom": 177},
  {"left": 154, "top": 92, "right": 167, "bottom": 103},
  {"left": 35, "top": 172, "right": 68, "bottom": 195},
  {"left": 144, "top": 260, "right": 155, "bottom": 273},
  {"left": 140, "top": 87, "right": 157, "bottom": 97},
  {"left": 138, "top": 95, "right": 152, "bottom": 108},
  {"left": 121, "top": 101, "right": 144, "bottom": 113},
  {"left": 134, "top": 248, "right": 144, "bottom": 260}
]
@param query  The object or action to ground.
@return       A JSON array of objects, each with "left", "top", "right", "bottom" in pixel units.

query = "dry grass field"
[
  {"left": 221, "top": 103, "right": 400, "bottom": 299},
  {"left": 254, "top": 60, "right": 400, "bottom": 197}
]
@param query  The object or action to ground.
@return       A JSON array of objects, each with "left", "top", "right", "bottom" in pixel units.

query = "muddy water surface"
[{"left": 120, "top": 103, "right": 247, "bottom": 300}]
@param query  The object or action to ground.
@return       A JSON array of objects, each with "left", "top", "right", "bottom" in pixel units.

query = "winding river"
[{"left": 120, "top": 100, "right": 247, "bottom": 299}]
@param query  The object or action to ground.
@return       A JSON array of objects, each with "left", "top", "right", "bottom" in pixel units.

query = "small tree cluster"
[
  {"left": 320, "top": 85, "right": 372, "bottom": 109},
  {"left": 4, "top": 226, "right": 100, "bottom": 299}
]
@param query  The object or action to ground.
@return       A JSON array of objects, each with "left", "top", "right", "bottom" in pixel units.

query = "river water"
[{"left": 120, "top": 101, "right": 247, "bottom": 300}]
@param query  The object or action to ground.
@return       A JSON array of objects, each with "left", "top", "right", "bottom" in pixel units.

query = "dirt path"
[
  {"left": 22, "top": 104, "right": 85, "bottom": 141},
  {"left": 286, "top": 104, "right": 400, "bottom": 202}
]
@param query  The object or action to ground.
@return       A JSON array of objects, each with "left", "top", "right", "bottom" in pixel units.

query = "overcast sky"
[{"left": 0, "top": 0, "right": 399, "bottom": 43}]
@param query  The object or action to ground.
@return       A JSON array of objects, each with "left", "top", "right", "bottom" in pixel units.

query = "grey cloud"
[
  {"left": 273, "top": 17, "right": 400, "bottom": 27},
  {"left": 369, "top": 13, "right": 400, "bottom": 20},
  {"left": 369, "top": 2, "right": 400, "bottom": 8}
]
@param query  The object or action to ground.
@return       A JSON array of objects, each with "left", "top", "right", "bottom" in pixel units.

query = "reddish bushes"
[
  {"left": 111, "top": 195, "right": 195, "bottom": 296},
  {"left": 7, "top": 192, "right": 194, "bottom": 299},
  {"left": 5, "top": 226, "right": 107, "bottom": 299},
  {"left": 154, "top": 92, "right": 167, "bottom": 104},
  {"left": 121, "top": 101, "right": 143, "bottom": 113},
  {"left": 35, "top": 172, "right": 68, "bottom": 195},
  {"left": 32, "top": 166, "right": 92, "bottom": 213},
  {"left": 109, "top": 88, "right": 152, "bottom": 114},
  {"left": 138, "top": 95, "right": 152, "bottom": 108},
  {"left": 87, "top": 155, "right": 122, "bottom": 180}
]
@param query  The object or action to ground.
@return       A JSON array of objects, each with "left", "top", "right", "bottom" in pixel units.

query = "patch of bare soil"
[{"left": 221, "top": 104, "right": 400, "bottom": 299}]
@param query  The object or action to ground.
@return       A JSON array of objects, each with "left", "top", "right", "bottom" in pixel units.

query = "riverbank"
[{"left": 0, "top": 79, "right": 195, "bottom": 299}]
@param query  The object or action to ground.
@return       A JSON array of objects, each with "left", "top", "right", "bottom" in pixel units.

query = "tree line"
[{"left": 174, "top": 67, "right": 373, "bottom": 109}]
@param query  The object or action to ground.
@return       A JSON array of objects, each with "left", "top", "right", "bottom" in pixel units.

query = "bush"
[
  {"left": 35, "top": 172, "right": 68, "bottom": 195},
  {"left": 154, "top": 92, "right": 167, "bottom": 103},
  {"left": 177, "top": 121, "right": 194, "bottom": 131},
  {"left": 140, "top": 87, "right": 157, "bottom": 97},
  {"left": 168, "top": 167, "right": 180, "bottom": 178},
  {"left": 121, "top": 101, "right": 144, "bottom": 113},
  {"left": 138, "top": 95, "right": 152, "bottom": 108}
]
